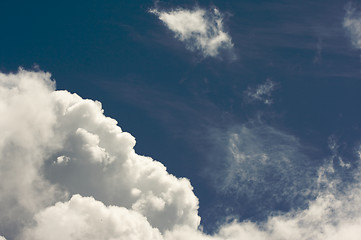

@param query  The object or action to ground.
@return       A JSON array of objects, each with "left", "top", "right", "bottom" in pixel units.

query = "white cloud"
[
  {"left": 21, "top": 195, "right": 163, "bottom": 240},
  {"left": 167, "top": 170, "right": 361, "bottom": 240},
  {"left": 0, "top": 70, "right": 65, "bottom": 238},
  {"left": 2, "top": 69, "right": 361, "bottom": 240},
  {"left": 244, "top": 79, "right": 278, "bottom": 105},
  {"left": 150, "top": 7, "right": 233, "bottom": 58},
  {"left": 0, "top": 69, "right": 199, "bottom": 239},
  {"left": 344, "top": 3, "right": 361, "bottom": 49}
]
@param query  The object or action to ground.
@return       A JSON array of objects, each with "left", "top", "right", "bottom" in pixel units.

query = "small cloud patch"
[
  {"left": 244, "top": 79, "right": 278, "bottom": 105},
  {"left": 150, "top": 7, "right": 233, "bottom": 58}
]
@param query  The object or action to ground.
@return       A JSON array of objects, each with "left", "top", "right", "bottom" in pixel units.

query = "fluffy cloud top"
[
  {"left": 21, "top": 195, "right": 163, "bottom": 240},
  {"left": 344, "top": 3, "right": 361, "bottom": 49},
  {"left": 0, "top": 69, "right": 199, "bottom": 239},
  {"left": 2, "top": 69, "right": 361, "bottom": 240},
  {"left": 150, "top": 7, "right": 233, "bottom": 58}
]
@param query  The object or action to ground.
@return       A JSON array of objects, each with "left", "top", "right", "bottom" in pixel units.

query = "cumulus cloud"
[
  {"left": 0, "top": 70, "right": 65, "bottom": 238},
  {"left": 0, "top": 69, "right": 199, "bottom": 239},
  {"left": 344, "top": 3, "right": 361, "bottom": 49},
  {"left": 21, "top": 195, "right": 163, "bottom": 240},
  {"left": 244, "top": 79, "right": 278, "bottom": 105},
  {"left": 2, "top": 69, "right": 361, "bottom": 240},
  {"left": 150, "top": 7, "right": 233, "bottom": 58}
]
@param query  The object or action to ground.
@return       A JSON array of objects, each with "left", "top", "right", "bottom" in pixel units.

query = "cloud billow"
[
  {"left": 1, "top": 70, "right": 361, "bottom": 239},
  {"left": 150, "top": 7, "right": 233, "bottom": 58},
  {"left": 0, "top": 69, "right": 199, "bottom": 239}
]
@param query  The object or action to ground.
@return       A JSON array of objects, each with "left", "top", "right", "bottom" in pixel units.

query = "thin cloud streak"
[{"left": 344, "top": 2, "right": 361, "bottom": 49}]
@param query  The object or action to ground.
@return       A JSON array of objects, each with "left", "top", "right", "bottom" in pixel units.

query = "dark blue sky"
[{"left": 2, "top": 0, "right": 361, "bottom": 233}]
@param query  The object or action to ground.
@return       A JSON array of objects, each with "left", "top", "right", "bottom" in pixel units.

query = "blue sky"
[{"left": 2, "top": 0, "right": 361, "bottom": 239}]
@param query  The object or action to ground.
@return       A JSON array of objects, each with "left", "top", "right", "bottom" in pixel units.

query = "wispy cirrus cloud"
[
  {"left": 206, "top": 123, "right": 318, "bottom": 217},
  {"left": 150, "top": 6, "right": 234, "bottom": 58},
  {"left": 244, "top": 79, "right": 278, "bottom": 105},
  {"left": 344, "top": 3, "right": 361, "bottom": 49}
]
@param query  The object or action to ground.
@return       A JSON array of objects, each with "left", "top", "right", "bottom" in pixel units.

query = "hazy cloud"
[
  {"left": 344, "top": 3, "right": 361, "bottom": 49},
  {"left": 207, "top": 124, "right": 318, "bottom": 215},
  {"left": 328, "top": 135, "right": 351, "bottom": 169},
  {"left": 313, "top": 37, "right": 323, "bottom": 63},
  {"left": 244, "top": 79, "right": 278, "bottom": 105},
  {"left": 150, "top": 7, "right": 233, "bottom": 58}
]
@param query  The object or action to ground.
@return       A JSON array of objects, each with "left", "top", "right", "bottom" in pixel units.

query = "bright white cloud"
[
  {"left": 2, "top": 69, "right": 361, "bottom": 240},
  {"left": 244, "top": 79, "right": 278, "bottom": 105},
  {"left": 344, "top": 3, "right": 361, "bottom": 49},
  {"left": 0, "top": 69, "right": 199, "bottom": 239},
  {"left": 150, "top": 7, "right": 233, "bottom": 58},
  {"left": 21, "top": 195, "right": 163, "bottom": 240}
]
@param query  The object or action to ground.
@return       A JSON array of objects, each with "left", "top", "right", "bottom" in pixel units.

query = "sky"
[{"left": 2, "top": 0, "right": 361, "bottom": 239}]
